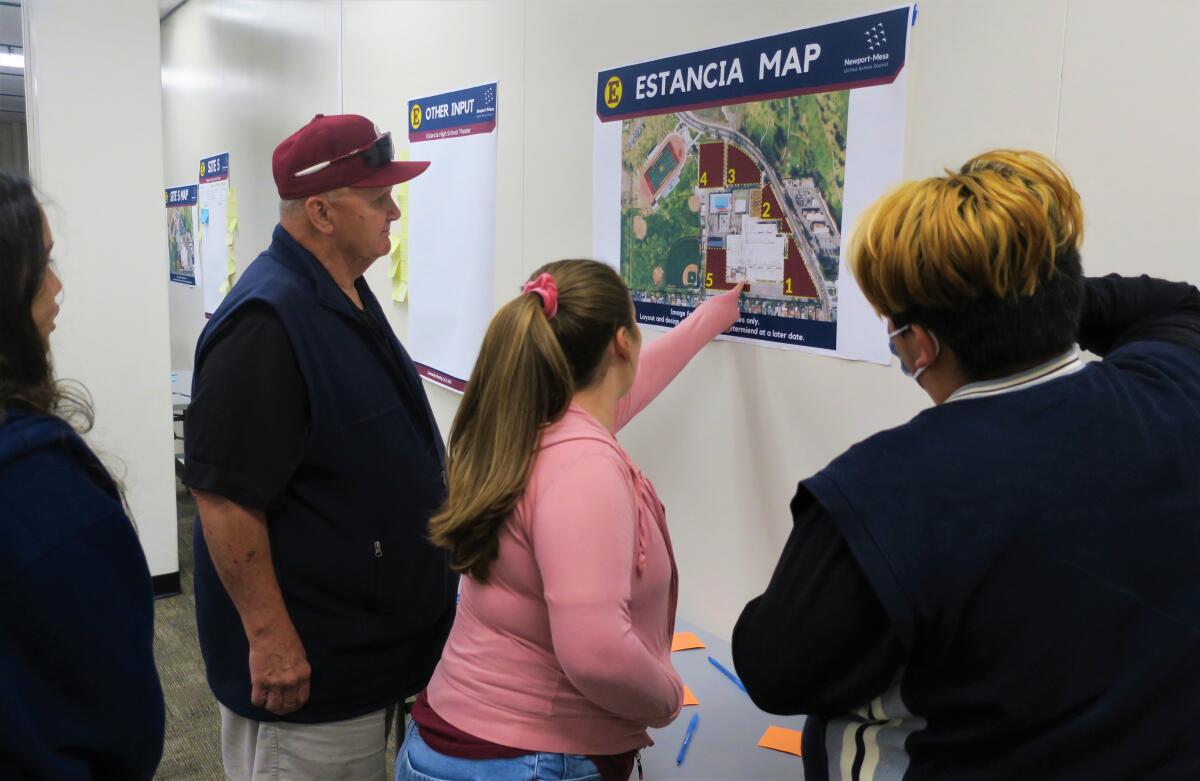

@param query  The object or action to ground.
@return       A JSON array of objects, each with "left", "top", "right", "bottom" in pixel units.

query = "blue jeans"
[{"left": 396, "top": 721, "right": 602, "bottom": 781}]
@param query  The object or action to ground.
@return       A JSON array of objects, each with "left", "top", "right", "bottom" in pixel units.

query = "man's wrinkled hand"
[{"left": 248, "top": 625, "right": 311, "bottom": 715}]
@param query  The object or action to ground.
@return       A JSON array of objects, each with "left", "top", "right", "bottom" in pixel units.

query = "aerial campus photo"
[
  {"left": 620, "top": 91, "right": 848, "bottom": 322},
  {"left": 167, "top": 204, "right": 196, "bottom": 282}
]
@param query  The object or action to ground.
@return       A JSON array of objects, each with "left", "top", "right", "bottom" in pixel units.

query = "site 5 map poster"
[
  {"left": 166, "top": 184, "right": 198, "bottom": 287},
  {"left": 593, "top": 6, "right": 913, "bottom": 363}
]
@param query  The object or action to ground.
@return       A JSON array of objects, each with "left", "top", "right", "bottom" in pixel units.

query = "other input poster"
[{"left": 406, "top": 82, "right": 499, "bottom": 392}]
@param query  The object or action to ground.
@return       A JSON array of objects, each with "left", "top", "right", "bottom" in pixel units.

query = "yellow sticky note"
[
  {"left": 218, "top": 277, "right": 232, "bottom": 294},
  {"left": 388, "top": 150, "right": 411, "bottom": 304},
  {"left": 227, "top": 186, "right": 238, "bottom": 217},
  {"left": 672, "top": 631, "right": 706, "bottom": 652},
  {"left": 228, "top": 216, "right": 238, "bottom": 234},
  {"left": 226, "top": 232, "right": 235, "bottom": 248},
  {"left": 757, "top": 726, "right": 803, "bottom": 757},
  {"left": 682, "top": 686, "right": 699, "bottom": 706},
  {"left": 226, "top": 246, "right": 236, "bottom": 274},
  {"left": 388, "top": 234, "right": 402, "bottom": 274}
]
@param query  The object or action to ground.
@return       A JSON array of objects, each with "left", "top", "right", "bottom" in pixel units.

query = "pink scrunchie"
[{"left": 522, "top": 272, "right": 558, "bottom": 319}]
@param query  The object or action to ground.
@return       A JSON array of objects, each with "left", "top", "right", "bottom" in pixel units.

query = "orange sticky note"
[
  {"left": 758, "top": 726, "right": 803, "bottom": 757},
  {"left": 672, "top": 631, "right": 706, "bottom": 652},
  {"left": 682, "top": 686, "right": 699, "bottom": 706}
]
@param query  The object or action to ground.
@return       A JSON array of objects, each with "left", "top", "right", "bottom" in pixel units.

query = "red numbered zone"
[
  {"left": 726, "top": 144, "right": 761, "bottom": 186},
  {"left": 704, "top": 248, "right": 735, "bottom": 291},
  {"left": 760, "top": 183, "right": 784, "bottom": 226},
  {"left": 703, "top": 248, "right": 750, "bottom": 293},
  {"left": 698, "top": 143, "right": 724, "bottom": 189},
  {"left": 784, "top": 237, "right": 820, "bottom": 298}
]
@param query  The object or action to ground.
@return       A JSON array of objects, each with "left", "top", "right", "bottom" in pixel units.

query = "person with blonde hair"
[
  {"left": 396, "top": 260, "right": 742, "bottom": 781},
  {"left": 733, "top": 150, "right": 1200, "bottom": 779}
]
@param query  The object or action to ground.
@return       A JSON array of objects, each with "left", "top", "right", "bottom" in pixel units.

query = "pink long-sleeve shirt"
[{"left": 425, "top": 288, "right": 742, "bottom": 755}]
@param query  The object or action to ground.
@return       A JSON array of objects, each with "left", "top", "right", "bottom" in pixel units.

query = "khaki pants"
[{"left": 220, "top": 703, "right": 399, "bottom": 781}]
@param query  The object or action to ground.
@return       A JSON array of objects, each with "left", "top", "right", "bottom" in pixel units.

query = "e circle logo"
[
  {"left": 604, "top": 76, "right": 623, "bottom": 109},
  {"left": 410, "top": 104, "right": 422, "bottom": 130}
]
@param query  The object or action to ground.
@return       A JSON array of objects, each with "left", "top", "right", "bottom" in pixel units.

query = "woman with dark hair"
[
  {"left": 396, "top": 260, "right": 742, "bottom": 781},
  {"left": 0, "top": 172, "right": 165, "bottom": 780}
]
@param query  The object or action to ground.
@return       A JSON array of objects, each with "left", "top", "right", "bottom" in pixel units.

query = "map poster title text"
[
  {"left": 596, "top": 5, "right": 911, "bottom": 122},
  {"left": 199, "top": 153, "right": 229, "bottom": 183},
  {"left": 165, "top": 185, "right": 198, "bottom": 207}
]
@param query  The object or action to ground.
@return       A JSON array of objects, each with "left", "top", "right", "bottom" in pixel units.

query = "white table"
[
  {"left": 170, "top": 369, "right": 193, "bottom": 412},
  {"left": 640, "top": 620, "right": 807, "bottom": 779}
]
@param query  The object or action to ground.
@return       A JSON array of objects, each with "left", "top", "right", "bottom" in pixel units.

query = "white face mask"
[{"left": 887, "top": 323, "right": 940, "bottom": 381}]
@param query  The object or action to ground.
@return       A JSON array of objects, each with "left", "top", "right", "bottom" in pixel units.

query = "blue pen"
[
  {"left": 676, "top": 713, "right": 700, "bottom": 766},
  {"left": 707, "top": 656, "right": 748, "bottom": 693}
]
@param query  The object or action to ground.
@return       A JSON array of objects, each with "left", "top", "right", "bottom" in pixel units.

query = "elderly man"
[
  {"left": 733, "top": 150, "right": 1200, "bottom": 778},
  {"left": 182, "top": 114, "right": 456, "bottom": 780}
]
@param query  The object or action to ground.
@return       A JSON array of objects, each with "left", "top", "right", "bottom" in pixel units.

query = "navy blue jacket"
[
  {"left": 191, "top": 225, "right": 456, "bottom": 723},
  {"left": 0, "top": 408, "right": 164, "bottom": 780},
  {"left": 804, "top": 339, "right": 1200, "bottom": 779}
]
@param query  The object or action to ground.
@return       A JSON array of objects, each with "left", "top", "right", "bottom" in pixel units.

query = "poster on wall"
[
  {"left": 166, "top": 184, "right": 199, "bottom": 286},
  {"left": 405, "top": 82, "right": 498, "bottom": 392},
  {"left": 593, "top": 5, "right": 914, "bottom": 364},
  {"left": 197, "top": 152, "right": 231, "bottom": 317}
]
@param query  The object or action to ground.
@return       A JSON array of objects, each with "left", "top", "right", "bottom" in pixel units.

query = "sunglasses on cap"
[{"left": 292, "top": 132, "right": 394, "bottom": 178}]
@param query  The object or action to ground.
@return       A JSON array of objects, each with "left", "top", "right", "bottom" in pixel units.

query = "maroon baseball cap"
[{"left": 272, "top": 113, "right": 430, "bottom": 199}]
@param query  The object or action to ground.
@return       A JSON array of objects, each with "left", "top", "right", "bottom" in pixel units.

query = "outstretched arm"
[{"left": 615, "top": 284, "right": 743, "bottom": 431}]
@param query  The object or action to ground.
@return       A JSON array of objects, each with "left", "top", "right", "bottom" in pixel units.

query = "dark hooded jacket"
[{"left": 0, "top": 408, "right": 164, "bottom": 780}]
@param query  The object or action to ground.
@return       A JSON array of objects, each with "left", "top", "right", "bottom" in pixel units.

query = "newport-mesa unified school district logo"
[
  {"left": 604, "top": 76, "right": 622, "bottom": 109},
  {"left": 845, "top": 19, "right": 892, "bottom": 74},
  {"left": 410, "top": 104, "right": 422, "bottom": 130},
  {"left": 865, "top": 21, "right": 887, "bottom": 51}
]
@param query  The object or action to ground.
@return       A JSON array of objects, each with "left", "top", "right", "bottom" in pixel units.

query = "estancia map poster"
[{"left": 593, "top": 6, "right": 913, "bottom": 363}]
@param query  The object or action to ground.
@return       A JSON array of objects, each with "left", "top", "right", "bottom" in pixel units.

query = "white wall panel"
[
  {"left": 25, "top": 0, "right": 177, "bottom": 577},
  {"left": 161, "top": 0, "right": 341, "bottom": 371},
  {"left": 1055, "top": 0, "right": 1200, "bottom": 278}
]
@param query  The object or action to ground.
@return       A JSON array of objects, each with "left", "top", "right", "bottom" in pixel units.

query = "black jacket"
[{"left": 0, "top": 409, "right": 164, "bottom": 779}]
